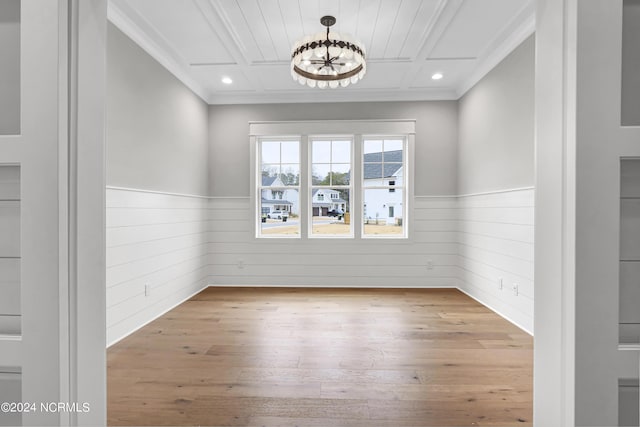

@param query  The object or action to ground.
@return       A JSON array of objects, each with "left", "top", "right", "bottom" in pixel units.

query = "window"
[
  {"left": 251, "top": 120, "right": 412, "bottom": 240},
  {"left": 362, "top": 138, "right": 406, "bottom": 237},
  {"left": 257, "top": 139, "right": 300, "bottom": 237},
  {"left": 311, "top": 138, "right": 352, "bottom": 237}
]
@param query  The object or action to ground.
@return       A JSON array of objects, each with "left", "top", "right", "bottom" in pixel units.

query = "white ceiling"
[{"left": 108, "top": 0, "right": 535, "bottom": 104}]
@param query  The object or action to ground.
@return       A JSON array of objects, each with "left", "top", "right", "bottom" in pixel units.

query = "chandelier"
[{"left": 290, "top": 16, "right": 367, "bottom": 89}]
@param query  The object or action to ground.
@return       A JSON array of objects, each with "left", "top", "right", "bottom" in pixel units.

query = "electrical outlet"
[
  {"left": 497, "top": 277, "right": 503, "bottom": 290},
  {"left": 144, "top": 283, "right": 151, "bottom": 297},
  {"left": 512, "top": 283, "right": 519, "bottom": 296},
  {"left": 426, "top": 259, "right": 434, "bottom": 270},
  {"left": 237, "top": 259, "right": 245, "bottom": 269}
]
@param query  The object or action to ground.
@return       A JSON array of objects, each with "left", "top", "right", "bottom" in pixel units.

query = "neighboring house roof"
[
  {"left": 363, "top": 150, "right": 403, "bottom": 179},
  {"left": 261, "top": 198, "right": 292, "bottom": 206},
  {"left": 262, "top": 176, "right": 278, "bottom": 186}
]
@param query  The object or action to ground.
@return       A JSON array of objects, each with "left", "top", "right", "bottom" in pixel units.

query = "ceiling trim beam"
[
  {"left": 194, "top": 0, "right": 264, "bottom": 94},
  {"left": 456, "top": 0, "right": 535, "bottom": 98},
  {"left": 107, "top": 0, "right": 210, "bottom": 102},
  {"left": 398, "top": 0, "right": 465, "bottom": 90}
]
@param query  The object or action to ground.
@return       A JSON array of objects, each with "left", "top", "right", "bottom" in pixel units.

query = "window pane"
[
  {"left": 383, "top": 139, "right": 404, "bottom": 153},
  {"left": 312, "top": 140, "right": 331, "bottom": 163},
  {"left": 332, "top": 140, "right": 351, "bottom": 163},
  {"left": 280, "top": 164, "right": 300, "bottom": 186},
  {"left": 363, "top": 162, "right": 383, "bottom": 186},
  {"left": 312, "top": 164, "right": 331, "bottom": 185},
  {"left": 363, "top": 189, "right": 404, "bottom": 236},
  {"left": 260, "top": 189, "right": 300, "bottom": 236},
  {"left": 383, "top": 150, "right": 403, "bottom": 163},
  {"left": 261, "top": 141, "right": 281, "bottom": 163},
  {"left": 364, "top": 140, "right": 382, "bottom": 154},
  {"left": 311, "top": 188, "right": 350, "bottom": 236},
  {"left": 261, "top": 165, "right": 280, "bottom": 185},
  {"left": 331, "top": 163, "right": 351, "bottom": 185},
  {"left": 281, "top": 141, "right": 300, "bottom": 163}
]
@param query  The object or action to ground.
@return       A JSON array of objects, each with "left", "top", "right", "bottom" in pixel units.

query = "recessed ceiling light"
[
  {"left": 221, "top": 76, "right": 233, "bottom": 85},
  {"left": 431, "top": 73, "right": 444, "bottom": 80}
]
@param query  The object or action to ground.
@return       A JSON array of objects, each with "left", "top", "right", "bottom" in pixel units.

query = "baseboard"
[
  {"left": 206, "top": 283, "right": 459, "bottom": 289},
  {"left": 457, "top": 286, "right": 533, "bottom": 335},
  {"left": 107, "top": 282, "right": 209, "bottom": 348}
]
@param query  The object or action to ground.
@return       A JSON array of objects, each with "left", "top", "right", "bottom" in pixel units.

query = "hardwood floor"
[{"left": 108, "top": 288, "right": 533, "bottom": 426}]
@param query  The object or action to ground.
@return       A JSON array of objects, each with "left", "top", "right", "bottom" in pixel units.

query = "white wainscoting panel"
[
  {"left": 457, "top": 188, "right": 535, "bottom": 333},
  {"left": 208, "top": 197, "right": 460, "bottom": 288},
  {"left": 106, "top": 189, "right": 535, "bottom": 342},
  {"left": 0, "top": 371, "right": 22, "bottom": 427},
  {"left": 106, "top": 188, "right": 211, "bottom": 346},
  {"left": 0, "top": 166, "right": 20, "bottom": 336}
]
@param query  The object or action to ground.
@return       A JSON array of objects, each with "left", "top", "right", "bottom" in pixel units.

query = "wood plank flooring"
[{"left": 108, "top": 288, "right": 533, "bottom": 426}]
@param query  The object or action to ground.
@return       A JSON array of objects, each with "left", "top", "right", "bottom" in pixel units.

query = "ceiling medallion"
[{"left": 290, "top": 15, "right": 367, "bottom": 89}]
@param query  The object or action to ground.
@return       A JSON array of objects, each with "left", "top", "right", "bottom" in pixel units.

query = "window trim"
[{"left": 249, "top": 120, "right": 415, "bottom": 242}]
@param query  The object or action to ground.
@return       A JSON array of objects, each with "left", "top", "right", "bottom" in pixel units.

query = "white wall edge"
[
  {"left": 457, "top": 186, "right": 535, "bottom": 198},
  {"left": 457, "top": 287, "right": 533, "bottom": 336},
  {"left": 208, "top": 196, "right": 250, "bottom": 199},
  {"left": 106, "top": 282, "right": 209, "bottom": 348},
  {"left": 413, "top": 187, "right": 535, "bottom": 200},
  {"left": 415, "top": 195, "right": 458, "bottom": 199},
  {"left": 106, "top": 185, "right": 211, "bottom": 199}
]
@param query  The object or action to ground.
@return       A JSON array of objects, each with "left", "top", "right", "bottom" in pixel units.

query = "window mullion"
[
  {"left": 353, "top": 134, "right": 362, "bottom": 240},
  {"left": 300, "top": 135, "right": 309, "bottom": 240}
]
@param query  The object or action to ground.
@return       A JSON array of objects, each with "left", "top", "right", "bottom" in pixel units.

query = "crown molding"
[
  {"left": 456, "top": 0, "right": 536, "bottom": 98},
  {"left": 107, "top": 0, "right": 211, "bottom": 102},
  {"left": 207, "top": 88, "right": 458, "bottom": 105}
]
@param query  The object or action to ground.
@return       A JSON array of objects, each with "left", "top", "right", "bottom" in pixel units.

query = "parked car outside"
[
  {"left": 267, "top": 210, "right": 289, "bottom": 220},
  {"left": 327, "top": 209, "right": 344, "bottom": 220}
]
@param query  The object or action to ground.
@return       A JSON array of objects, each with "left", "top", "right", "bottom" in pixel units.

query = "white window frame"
[
  {"left": 249, "top": 120, "right": 415, "bottom": 241},
  {"left": 255, "top": 137, "right": 301, "bottom": 239},
  {"left": 309, "top": 135, "right": 354, "bottom": 239},
  {"left": 361, "top": 136, "right": 409, "bottom": 239}
]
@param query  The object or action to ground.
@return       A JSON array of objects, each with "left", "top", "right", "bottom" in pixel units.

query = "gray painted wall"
[
  {"left": 208, "top": 101, "right": 458, "bottom": 197},
  {"left": 622, "top": 0, "right": 640, "bottom": 126},
  {"left": 107, "top": 23, "right": 209, "bottom": 196},
  {"left": 457, "top": 36, "right": 535, "bottom": 195},
  {"left": 0, "top": 0, "right": 20, "bottom": 135}
]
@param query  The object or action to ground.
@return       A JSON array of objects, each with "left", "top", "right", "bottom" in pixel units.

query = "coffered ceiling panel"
[
  {"left": 429, "top": 0, "right": 530, "bottom": 59},
  {"left": 107, "top": 0, "right": 535, "bottom": 104}
]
